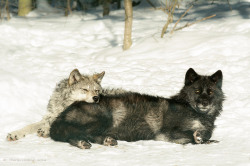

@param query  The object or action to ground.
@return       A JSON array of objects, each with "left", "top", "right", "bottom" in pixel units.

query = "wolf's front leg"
[
  {"left": 193, "top": 130, "right": 219, "bottom": 144},
  {"left": 193, "top": 130, "right": 203, "bottom": 144},
  {"left": 101, "top": 131, "right": 119, "bottom": 146},
  {"left": 7, "top": 121, "right": 42, "bottom": 141},
  {"left": 69, "top": 139, "right": 92, "bottom": 149},
  {"left": 158, "top": 130, "right": 194, "bottom": 144},
  {"left": 89, "top": 135, "right": 118, "bottom": 146},
  {"left": 7, "top": 131, "right": 26, "bottom": 141},
  {"left": 37, "top": 123, "right": 50, "bottom": 138},
  {"left": 103, "top": 136, "right": 118, "bottom": 146},
  {"left": 37, "top": 116, "right": 57, "bottom": 138}
]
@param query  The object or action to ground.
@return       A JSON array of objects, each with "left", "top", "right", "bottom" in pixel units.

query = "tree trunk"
[
  {"left": 0, "top": 0, "right": 3, "bottom": 20},
  {"left": 6, "top": 0, "right": 11, "bottom": 20},
  {"left": 103, "top": 0, "right": 110, "bottom": 16},
  {"left": 123, "top": 0, "right": 133, "bottom": 50},
  {"left": 18, "top": 0, "right": 32, "bottom": 16},
  {"left": 65, "top": 0, "right": 72, "bottom": 16}
]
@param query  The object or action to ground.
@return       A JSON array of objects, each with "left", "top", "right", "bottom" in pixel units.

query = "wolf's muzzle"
[{"left": 201, "top": 100, "right": 209, "bottom": 107}]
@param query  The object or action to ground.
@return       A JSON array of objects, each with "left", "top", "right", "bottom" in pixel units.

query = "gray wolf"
[
  {"left": 50, "top": 68, "right": 225, "bottom": 149},
  {"left": 7, "top": 69, "right": 105, "bottom": 141}
]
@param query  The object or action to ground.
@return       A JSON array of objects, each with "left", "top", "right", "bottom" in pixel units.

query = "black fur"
[{"left": 50, "top": 68, "right": 225, "bottom": 148}]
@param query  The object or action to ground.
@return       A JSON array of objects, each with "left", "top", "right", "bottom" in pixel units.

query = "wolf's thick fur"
[
  {"left": 7, "top": 69, "right": 105, "bottom": 141},
  {"left": 50, "top": 68, "right": 225, "bottom": 149}
]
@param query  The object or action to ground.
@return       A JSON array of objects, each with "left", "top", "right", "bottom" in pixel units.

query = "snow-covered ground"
[{"left": 1, "top": 0, "right": 250, "bottom": 165}]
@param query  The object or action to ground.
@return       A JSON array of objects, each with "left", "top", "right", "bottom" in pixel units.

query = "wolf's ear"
[
  {"left": 93, "top": 71, "right": 105, "bottom": 84},
  {"left": 185, "top": 68, "right": 199, "bottom": 86},
  {"left": 68, "top": 69, "right": 82, "bottom": 86},
  {"left": 210, "top": 70, "right": 223, "bottom": 88}
]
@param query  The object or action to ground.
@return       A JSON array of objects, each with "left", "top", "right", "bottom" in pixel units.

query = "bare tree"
[
  {"left": 0, "top": 0, "right": 4, "bottom": 20},
  {"left": 123, "top": 0, "right": 133, "bottom": 50},
  {"left": 161, "top": 0, "right": 178, "bottom": 38},
  {"left": 5, "top": 0, "right": 10, "bottom": 20},
  {"left": 103, "top": 0, "right": 110, "bottom": 16},
  {"left": 18, "top": 0, "right": 32, "bottom": 16},
  {"left": 0, "top": 0, "right": 11, "bottom": 20},
  {"left": 161, "top": 0, "right": 216, "bottom": 38},
  {"left": 65, "top": 0, "right": 72, "bottom": 16}
]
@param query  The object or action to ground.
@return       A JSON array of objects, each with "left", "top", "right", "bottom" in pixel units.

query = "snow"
[{"left": 1, "top": 0, "right": 250, "bottom": 165}]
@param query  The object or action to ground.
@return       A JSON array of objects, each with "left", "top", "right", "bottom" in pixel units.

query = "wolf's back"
[{"left": 50, "top": 92, "right": 166, "bottom": 143}]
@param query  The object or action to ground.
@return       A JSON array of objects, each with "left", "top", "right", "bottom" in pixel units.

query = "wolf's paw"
[
  {"left": 103, "top": 137, "right": 118, "bottom": 146},
  {"left": 193, "top": 130, "right": 203, "bottom": 144},
  {"left": 77, "top": 141, "right": 92, "bottom": 149},
  {"left": 37, "top": 128, "right": 50, "bottom": 138},
  {"left": 202, "top": 140, "right": 220, "bottom": 144},
  {"left": 7, "top": 132, "right": 25, "bottom": 141}
]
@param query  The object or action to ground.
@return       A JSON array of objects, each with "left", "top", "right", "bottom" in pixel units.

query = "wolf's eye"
[
  {"left": 208, "top": 89, "right": 213, "bottom": 95},
  {"left": 195, "top": 90, "right": 200, "bottom": 94},
  {"left": 81, "top": 88, "right": 88, "bottom": 92}
]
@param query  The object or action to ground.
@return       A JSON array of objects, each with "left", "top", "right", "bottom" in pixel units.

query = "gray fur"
[
  {"left": 111, "top": 101, "right": 127, "bottom": 128},
  {"left": 102, "top": 88, "right": 127, "bottom": 96},
  {"left": 145, "top": 100, "right": 166, "bottom": 133},
  {"left": 7, "top": 69, "right": 105, "bottom": 141}
]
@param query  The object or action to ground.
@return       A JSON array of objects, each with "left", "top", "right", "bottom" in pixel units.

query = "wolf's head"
[
  {"left": 68, "top": 69, "right": 105, "bottom": 103},
  {"left": 179, "top": 68, "right": 225, "bottom": 115}
]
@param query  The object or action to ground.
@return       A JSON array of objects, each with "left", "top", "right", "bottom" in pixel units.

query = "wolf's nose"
[
  {"left": 93, "top": 96, "right": 99, "bottom": 103},
  {"left": 202, "top": 100, "right": 209, "bottom": 107}
]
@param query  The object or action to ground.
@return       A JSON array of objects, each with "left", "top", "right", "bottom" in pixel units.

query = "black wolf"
[{"left": 50, "top": 68, "right": 225, "bottom": 149}]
